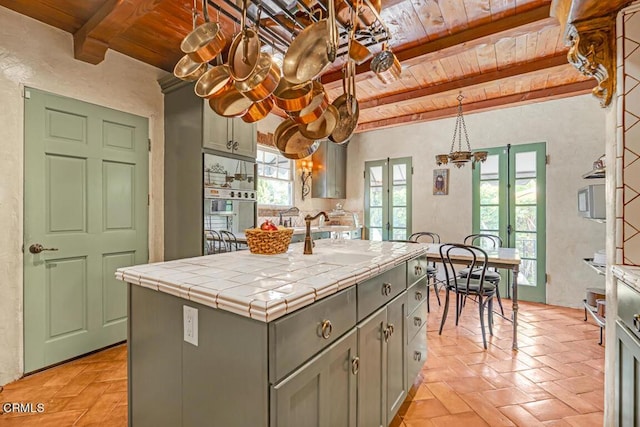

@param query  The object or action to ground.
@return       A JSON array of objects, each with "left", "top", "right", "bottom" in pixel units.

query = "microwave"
[{"left": 578, "top": 184, "right": 605, "bottom": 219}]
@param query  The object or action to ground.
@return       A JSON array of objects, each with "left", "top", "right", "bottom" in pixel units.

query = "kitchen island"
[{"left": 117, "top": 239, "right": 429, "bottom": 427}]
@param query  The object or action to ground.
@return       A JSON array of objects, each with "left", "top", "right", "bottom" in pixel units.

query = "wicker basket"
[{"left": 244, "top": 228, "right": 294, "bottom": 255}]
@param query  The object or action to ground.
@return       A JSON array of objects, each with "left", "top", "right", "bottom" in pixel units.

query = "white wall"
[
  {"left": 345, "top": 95, "right": 607, "bottom": 307},
  {"left": 0, "top": 8, "right": 166, "bottom": 385}
]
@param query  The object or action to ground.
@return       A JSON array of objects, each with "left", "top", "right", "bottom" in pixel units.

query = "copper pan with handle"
[
  {"left": 241, "top": 96, "right": 275, "bottom": 123},
  {"left": 228, "top": 0, "right": 261, "bottom": 82},
  {"left": 234, "top": 52, "right": 281, "bottom": 102},
  {"left": 274, "top": 118, "right": 320, "bottom": 160},
  {"left": 329, "top": 59, "right": 359, "bottom": 144},
  {"left": 288, "top": 80, "right": 329, "bottom": 125},
  {"left": 194, "top": 55, "right": 232, "bottom": 99},
  {"left": 273, "top": 79, "right": 314, "bottom": 113},
  {"left": 180, "top": 0, "right": 226, "bottom": 64},
  {"left": 208, "top": 80, "right": 253, "bottom": 118}
]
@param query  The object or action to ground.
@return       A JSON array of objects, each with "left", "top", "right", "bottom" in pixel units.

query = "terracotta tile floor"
[{"left": 0, "top": 291, "right": 604, "bottom": 426}]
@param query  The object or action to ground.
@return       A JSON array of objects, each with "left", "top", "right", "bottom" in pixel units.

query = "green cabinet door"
[
  {"left": 615, "top": 322, "right": 640, "bottom": 427},
  {"left": 271, "top": 328, "right": 358, "bottom": 427},
  {"left": 386, "top": 293, "right": 408, "bottom": 422},
  {"left": 357, "top": 307, "right": 387, "bottom": 427},
  {"left": 24, "top": 88, "right": 148, "bottom": 372},
  {"left": 232, "top": 118, "right": 257, "bottom": 159}
]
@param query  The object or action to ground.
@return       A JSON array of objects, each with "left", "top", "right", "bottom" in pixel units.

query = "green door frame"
[
  {"left": 472, "top": 142, "right": 547, "bottom": 303},
  {"left": 364, "top": 157, "right": 412, "bottom": 241}
]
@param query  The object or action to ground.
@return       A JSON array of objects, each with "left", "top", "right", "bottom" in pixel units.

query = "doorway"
[
  {"left": 364, "top": 157, "right": 412, "bottom": 241},
  {"left": 23, "top": 88, "right": 149, "bottom": 372},
  {"left": 472, "top": 143, "right": 547, "bottom": 303}
]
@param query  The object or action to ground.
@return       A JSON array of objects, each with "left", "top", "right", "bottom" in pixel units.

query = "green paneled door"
[
  {"left": 472, "top": 143, "right": 547, "bottom": 303},
  {"left": 364, "top": 158, "right": 412, "bottom": 241},
  {"left": 24, "top": 88, "right": 148, "bottom": 372}
]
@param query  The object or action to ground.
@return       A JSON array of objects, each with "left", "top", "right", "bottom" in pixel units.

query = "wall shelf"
[
  {"left": 582, "top": 168, "right": 605, "bottom": 179},
  {"left": 583, "top": 258, "right": 606, "bottom": 275},
  {"left": 583, "top": 299, "right": 605, "bottom": 345}
]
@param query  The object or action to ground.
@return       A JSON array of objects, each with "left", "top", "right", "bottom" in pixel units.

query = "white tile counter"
[
  {"left": 116, "top": 240, "right": 426, "bottom": 322},
  {"left": 612, "top": 264, "right": 640, "bottom": 292}
]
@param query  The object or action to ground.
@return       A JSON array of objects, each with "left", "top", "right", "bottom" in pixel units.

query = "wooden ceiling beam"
[
  {"left": 73, "top": 0, "right": 165, "bottom": 65},
  {"left": 358, "top": 53, "right": 571, "bottom": 110},
  {"left": 355, "top": 80, "right": 595, "bottom": 132},
  {"left": 320, "top": 4, "right": 557, "bottom": 85}
]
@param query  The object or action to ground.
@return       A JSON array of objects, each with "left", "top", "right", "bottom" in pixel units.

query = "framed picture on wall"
[{"left": 433, "top": 169, "right": 449, "bottom": 195}]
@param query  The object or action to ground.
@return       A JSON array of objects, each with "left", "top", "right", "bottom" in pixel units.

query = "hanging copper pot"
[
  {"left": 241, "top": 96, "right": 274, "bottom": 123},
  {"left": 194, "top": 59, "right": 232, "bottom": 99},
  {"left": 298, "top": 104, "right": 339, "bottom": 140},
  {"left": 174, "top": 54, "right": 208, "bottom": 81},
  {"left": 274, "top": 119, "right": 320, "bottom": 160},
  {"left": 228, "top": 0, "right": 261, "bottom": 82},
  {"left": 234, "top": 52, "right": 281, "bottom": 102},
  {"left": 273, "top": 79, "right": 314, "bottom": 113},
  {"left": 208, "top": 82, "right": 253, "bottom": 118},
  {"left": 370, "top": 43, "right": 401, "bottom": 84},
  {"left": 289, "top": 81, "right": 328, "bottom": 125},
  {"left": 329, "top": 60, "right": 359, "bottom": 144},
  {"left": 180, "top": 0, "right": 226, "bottom": 63}
]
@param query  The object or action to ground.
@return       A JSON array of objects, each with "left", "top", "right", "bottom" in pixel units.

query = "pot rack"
[{"left": 205, "top": 0, "right": 391, "bottom": 59}]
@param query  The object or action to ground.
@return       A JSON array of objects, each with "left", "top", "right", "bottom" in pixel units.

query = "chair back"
[
  {"left": 409, "top": 232, "right": 441, "bottom": 243},
  {"left": 219, "top": 230, "right": 238, "bottom": 251},
  {"left": 464, "top": 233, "right": 502, "bottom": 250},
  {"left": 205, "top": 229, "right": 223, "bottom": 254},
  {"left": 439, "top": 243, "right": 489, "bottom": 296}
]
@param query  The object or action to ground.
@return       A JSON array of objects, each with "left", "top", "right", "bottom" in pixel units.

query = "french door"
[
  {"left": 364, "top": 157, "right": 412, "bottom": 241},
  {"left": 472, "top": 143, "right": 546, "bottom": 303}
]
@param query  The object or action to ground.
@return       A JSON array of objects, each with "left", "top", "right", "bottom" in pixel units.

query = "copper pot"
[
  {"left": 273, "top": 79, "right": 314, "bottom": 113},
  {"left": 282, "top": 0, "right": 338, "bottom": 84},
  {"left": 274, "top": 119, "right": 320, "bottom": 160},
  {"left": 329, "top": 60, "right": 359, "bottom": 144},
  {"left": 289, "top": 81, "right": 328, "bottom": 125},
  {"left": 208, "top": 82, "right": 253, "bottom": 118},
  {"left": 298, "top": 104, "right": 338, "bottom": 140},
  {"left": 180, "top": 1, "right": 226, "bottom": 64},
  {"left": 194, "top": 64, "right": 232, "bottom": 99},
  {"left": 174, "top": 54, "right": 208, "bottom": 81},
  {"left": 241, "top": 96, "right": 274, "bottom": 123},
  {"left": 234, "top": 52, "right": 281, "bottom": 102},
  {"left": 228, "top": 1, "right": 261, "bottom": 82}
]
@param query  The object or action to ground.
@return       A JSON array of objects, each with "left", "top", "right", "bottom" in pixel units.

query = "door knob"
[{"left": 29, "top": 243, "right": 58, "bottom": 254}]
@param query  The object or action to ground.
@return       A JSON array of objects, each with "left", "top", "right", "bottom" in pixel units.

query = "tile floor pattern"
[{"left": 0, "top": 292, "right": 604, "bottom": 426}]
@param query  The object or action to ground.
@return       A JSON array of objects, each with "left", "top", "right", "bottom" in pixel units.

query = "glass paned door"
[
  {"left": 473, "top": 143, "right": 546, "bottom": 303},
  {"left": 365, "top": 158, "right": 412, "bottom": 241}
]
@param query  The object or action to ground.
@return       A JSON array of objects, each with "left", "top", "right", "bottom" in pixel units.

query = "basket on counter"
[{"left": 244, "top": 228, "right": 294, "bottom": 255}]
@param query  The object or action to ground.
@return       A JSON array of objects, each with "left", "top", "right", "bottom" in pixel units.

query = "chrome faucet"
[{"left": 304, "top": 212, "right": 329, "bottom": 255}]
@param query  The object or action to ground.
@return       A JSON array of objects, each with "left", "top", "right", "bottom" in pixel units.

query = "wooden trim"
[
  {"left": 73, "top": 0, "right": 165, "bottom": 65},
  {"left": 355, "top": 80, "right": 595, "bottom": 132},
  {"left": 320, "top": 4, "right": 557, "bottom": 85},
  {"left": 359, "top": 54, "right": 571, "bottom": 110}
]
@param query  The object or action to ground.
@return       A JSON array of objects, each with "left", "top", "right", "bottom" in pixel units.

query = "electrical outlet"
[{"left": 183, "top": 305, "right": 198, "bottom": 346}]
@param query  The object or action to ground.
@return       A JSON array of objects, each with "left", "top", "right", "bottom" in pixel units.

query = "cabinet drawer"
[
  {"left": 407, "top": 255, "right": 428, "bottom": 286},
  {"left": 407, "top": 276, "right": 428, "bottom": 315},
  {"left": 357, "top": 264, "right": 406, "bottom": 322},
  {"left": 407, "top": 324, "right": 427, "bottom": 385},
  {"left": 407, "top": 299, "right": 428, "bottom": 342},
  {"left": 269, "top": 287, "right": 357, "bottom": 383}
]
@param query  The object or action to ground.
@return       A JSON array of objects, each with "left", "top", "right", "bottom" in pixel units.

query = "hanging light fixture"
[{"left": 435, "top": 93, "right": 488, "bottom": 169}]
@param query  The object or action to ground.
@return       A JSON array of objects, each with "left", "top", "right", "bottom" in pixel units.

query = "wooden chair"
[{"left": 438, "top": 243, "right": 496, "bottom": 349}]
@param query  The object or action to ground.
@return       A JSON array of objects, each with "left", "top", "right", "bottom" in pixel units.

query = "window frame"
[{"left": 256, "top": 146, "right": 295, "bottom": 208}]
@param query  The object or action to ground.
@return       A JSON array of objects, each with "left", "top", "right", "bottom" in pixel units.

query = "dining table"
[{"left": 423, "top": 243, "right": 522, "bottom": 350}]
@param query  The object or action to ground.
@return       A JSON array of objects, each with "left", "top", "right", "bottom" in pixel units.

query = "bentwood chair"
[
  {"left": 459, "top": 233, "right": 505, "bottom": 316},
  {"left": 219, "top": 230, "right": 243, "bottom": 252},
  {"left": 438, "top": 243, "right": 496, "bottom": 349},
  {"left": 409, "top": 232, "right": 442, "bottom": 308}
]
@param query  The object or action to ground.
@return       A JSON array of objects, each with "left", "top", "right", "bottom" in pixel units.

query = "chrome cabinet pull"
[
  {"left": 29, "top": 244, "right": 59, "bottom": 254},
  {"left": 414, "top": 317, "right": 422, "bottom": 327},
  {"left": 351, "top": 357, "right": 360, "bottom": 375},
  {"left": 414, "top": 351, "right": 422, "bottom": 361},
  {"left": 415, "top": 291, "right": 423, "bottom": 301},
  {"left": 321, "top": 320, "right": 333, "bottom": 339}
]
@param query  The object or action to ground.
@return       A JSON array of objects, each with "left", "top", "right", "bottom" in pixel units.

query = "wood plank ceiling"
[{"left": 0, "top": 0, "right": 595, "bottom": 132}]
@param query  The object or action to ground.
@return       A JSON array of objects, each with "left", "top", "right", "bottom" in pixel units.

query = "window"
[{"left": 256, "top": 147, "right": 293, "bottom": 206}]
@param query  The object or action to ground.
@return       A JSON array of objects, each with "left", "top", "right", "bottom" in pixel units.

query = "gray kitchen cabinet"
[
  {"left": 312, "top": 140, "right": 347, "bottom": 199},
  {"left": 357, "top": 293, "right": 408, "bottom": 427},
  {"left": 271, "top": 328, "right": 358, "bottom": 427},
  {"left": 406, "top": 277, "right": 428, "bottom": 388},
  {"left": 203, "top": 111, "right": 257, "bottom": 159},
  {"left": 615, "top": 322, "right": 640, "bottom": 427}
]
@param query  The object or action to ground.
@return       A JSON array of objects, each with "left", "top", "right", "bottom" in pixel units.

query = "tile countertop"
[
  {"left": 115, "top": 239, "right": 426, "bottom": 323},
  {"left": 612, "top": 264, "right": 640, "bottom": 293}
]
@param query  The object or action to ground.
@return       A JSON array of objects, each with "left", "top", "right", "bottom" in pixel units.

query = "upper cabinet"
[{"left": 203, "top": 111, "right": 257, "bottom": 160}]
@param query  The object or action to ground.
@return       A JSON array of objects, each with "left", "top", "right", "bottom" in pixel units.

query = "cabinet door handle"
[
  {"left": 414, "top": 265, "right": 423, "bottom": 275},
  {"left": 226, "top": 140, "right": 234, "bottom": 150},
  {"left": 320, "top": 320, "right": 333, "bottom": 339},
  {"left": 415, "top": 291, "right": 423, "bottom": 301},
  {"left": 381, "top": 282, "right": 392, "bottom": 296},
  {"left": 351, "top": 357, "right": 359, "bottom": 375},
  {"left": 414, "top": 351, "right": 422, "bottom": 361},
  {"left": 414, "top": 317, "right": 422, "bottom": 327},
  {"left": 634, "top": 314, "right": 640, "bottom": 332}
]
